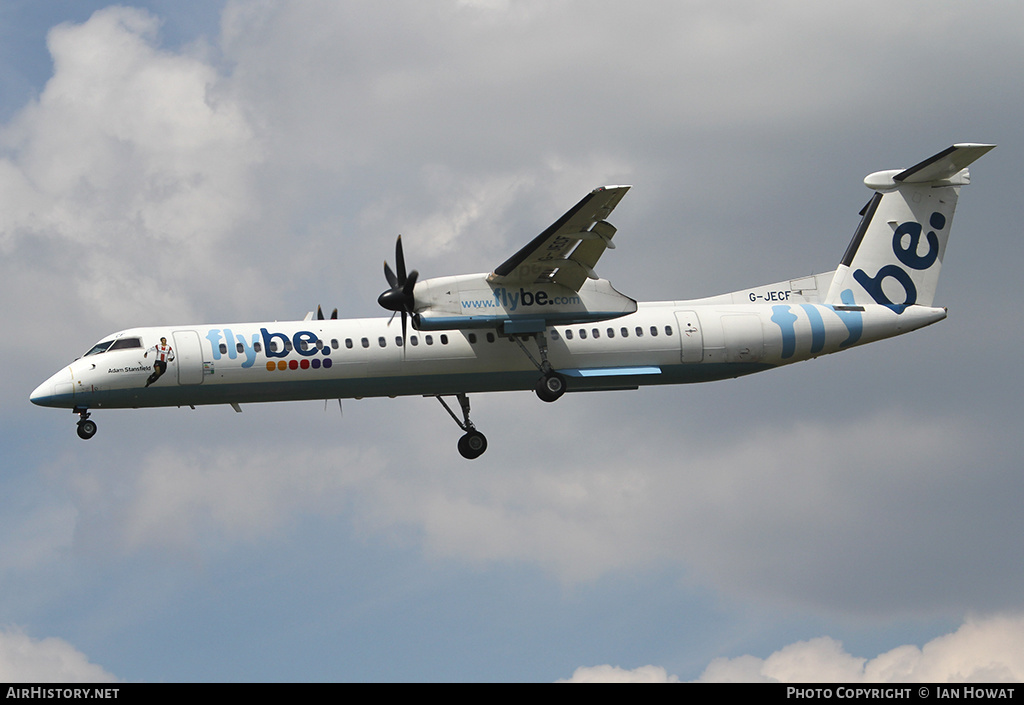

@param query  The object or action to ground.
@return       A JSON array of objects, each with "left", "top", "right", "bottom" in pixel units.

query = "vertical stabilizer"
[{"left": 825, "top": 144, "right": 994, "bottom": 311}]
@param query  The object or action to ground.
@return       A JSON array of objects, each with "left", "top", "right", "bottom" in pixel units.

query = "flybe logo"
[
  {"left": 853, "top": 212, "right": 944, "bottom": 312},
  {"left": 205, "top": 328, "right": 333, "bottom": 370},
  {"left": 463, "top": 287, "right": 582, "bottom": 312}
]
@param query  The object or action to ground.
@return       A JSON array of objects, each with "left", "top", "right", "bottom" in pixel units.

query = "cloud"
[
  {"left": 695, "top": 615, "right": 1024, "bottom": 683},
  {"left": 559, "top": 664, "right": 679, "bottom": 683},
  {"left": 0, "top": 6, "right": 261, "bottom": 327},
  {"left": 62, "top": 440, "right": 387, "bottom": 557},
  {"left": 37, "top": 400, "right": 1021, "bottom": 623},
  {"left": 0, "top": 628, "right": 118, "bottom": 683},
  {"left": 563, "top": 615, "right": 1024, "bottom": 682}
]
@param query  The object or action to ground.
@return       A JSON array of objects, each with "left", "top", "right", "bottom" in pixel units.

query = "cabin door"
[{"left": 172, "top": 330, "right": 205, "bottom": 385}]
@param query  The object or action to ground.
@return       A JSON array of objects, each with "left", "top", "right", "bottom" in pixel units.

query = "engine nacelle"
[{"left": 411, "top": 274, "right": 637, "bottom": 334}]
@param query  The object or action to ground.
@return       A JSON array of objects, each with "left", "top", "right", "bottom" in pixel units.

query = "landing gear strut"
[
  {"left": 436, "top": 393, "right": 488, "bottom": 459},
  {"left": 75, "top": 407, "right": 97, "bottom": 440},
  {"left": 510, "top": 332, "right": 567, "bottom": 403}
]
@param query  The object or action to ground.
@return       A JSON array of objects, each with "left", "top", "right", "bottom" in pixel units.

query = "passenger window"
[
  {"left": 284, "top": 340, "right": 293, "bottom": 351},
  {"left": 621, "top": 327, "right": 629, "bottom": 338},
  {"left": 344, "top": 338, "right": 352, "bottom": 349},
  {"left": 361, "top": 338, "right": 369, "bottom": 348},
  {"left": 592, "top": 328, "right": 600, "bottom": 339},
  {"left": 650, "top": 326, "right": 658, "bottom": 337},
  {"left": 219, "top": 343, "right": 228, "bottom": 354},
  {"left": 550, "top": 330, "right": 560, "bottom": 341},
  {"left": 665, "top": 325, "right": 673, "bottom": 336},
  {"left": 378, "top": 337, "right": 386, "bottom": 348},
  {"left": 426, "top": 335, "right": 434, "bottom": 345},
  {"left": 254, "top": 342, "right": 262, "bottom": 353},
  {"left": 468, "top": 333, "right": 477, "bottom": 344},
  {"left": 635, "top": 327, "right": 643, "bottom": 337},
  {"left": 607, "top": 328, "right": 614, "bottom": 338},
  {"left": 440, "top": 334, "right": 449, "bottom": 345},
  {"left": 565, "top": 329, "right": 574, "bottom": 340},
  {"left": 486, "top": 332, "right": 495, "bottom": 343},
  {"left": 395, "top": 336, "right": 403, "bottom": 347},
  {"left": 236, "top": 342, "right": 244, "bottom": 354},
  {"left": 579, "top": 329, "right": 587, "bottom": 340},
  {"left": 411, "top": 336, "right": 419, "bottom": 346}
]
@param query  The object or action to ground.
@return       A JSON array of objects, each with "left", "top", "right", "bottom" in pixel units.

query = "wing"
[{"left": 488, "top": 185, "right": 631, "bottom": 292}]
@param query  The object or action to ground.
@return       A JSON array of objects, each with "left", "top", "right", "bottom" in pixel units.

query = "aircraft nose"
[
  {"left": 30, "top": 368, "right": 74, "bottom": 408},
  {"left": 30, "top": 380, "right": 54, "bottom": 406}
]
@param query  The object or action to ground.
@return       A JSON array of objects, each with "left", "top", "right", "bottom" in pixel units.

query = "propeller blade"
[
  {"left": 317, "top": 305, "right": 325, "bottom": 320},
  {"left": 330, "top": 308, "right": 338, "bottom": 320},
  {"left": 404, "top": 269, "right": 419, "bottom": 297},
  {"left": 384, "top": 261, "right": 398, "bottom": 289},
  {"left": 378, "top": 235, "right": 419, "bottom": 326},
  {"left": 395, "top": 235, "right": 406, "bottom": 283}
]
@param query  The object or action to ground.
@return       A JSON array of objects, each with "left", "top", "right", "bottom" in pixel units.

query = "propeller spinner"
[{"left": 377, "top": 235, "right": 418, "bottom": 342}]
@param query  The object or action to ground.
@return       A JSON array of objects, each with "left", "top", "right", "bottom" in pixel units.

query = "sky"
[{"left": 2, "top": 0, "right": 1023, "bottom": 683}]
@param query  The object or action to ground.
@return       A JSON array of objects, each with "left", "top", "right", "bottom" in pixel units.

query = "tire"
[
  {"left": 535, "top": 372, "right": 566, "bottom": 402},
  {"left": 77, "top": 419, "right": 97, "bottom": 440},
  {"left": 457, "top": 430, "right": 488, "bottom": 459}
]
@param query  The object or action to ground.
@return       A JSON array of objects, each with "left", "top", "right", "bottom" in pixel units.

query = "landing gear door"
[
  {"left": 172, "top": 330, "right": 205, "bottom": 385},
  {"left": 674, "top": 310, "right": 703, "bottom": 363}
]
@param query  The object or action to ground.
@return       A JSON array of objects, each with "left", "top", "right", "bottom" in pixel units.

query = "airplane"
[{"left": 30, "top": 143, "right": 994, "bottom": 459}]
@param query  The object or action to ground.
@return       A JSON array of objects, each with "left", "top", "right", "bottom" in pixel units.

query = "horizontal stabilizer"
[{"left": 894, "top": 143, "right": 995, "bottom": 184}]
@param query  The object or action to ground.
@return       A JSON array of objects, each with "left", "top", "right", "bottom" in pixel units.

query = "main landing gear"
[
  {"left": 74, "top": 407, "right": 97, "bottom": 440},
  {"left": 511, "top": 331, "right": 566, "bottom": 403},
  {"left": 436, "top": 393, "right": 488, "bottom": 459},
  {"left": 436, "top": 331, "right": 569, "bottom": 459}
]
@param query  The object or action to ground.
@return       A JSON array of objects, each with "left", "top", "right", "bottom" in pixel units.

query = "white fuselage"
[{"left": 30, "top": 292, "right": 946, "bottom": 412}]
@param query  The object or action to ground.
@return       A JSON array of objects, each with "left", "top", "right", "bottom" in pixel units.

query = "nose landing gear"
[{"left": 74, "top": 408, "right": 97, "bottom": 440}]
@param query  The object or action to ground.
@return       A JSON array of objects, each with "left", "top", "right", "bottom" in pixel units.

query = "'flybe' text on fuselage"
[{"left": 205, "top": 328, "right": 325, "bottom": 369}]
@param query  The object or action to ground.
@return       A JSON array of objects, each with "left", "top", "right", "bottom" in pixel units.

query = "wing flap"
[{"left": 489, "top": 185, "right": 630, "bottom": 291}]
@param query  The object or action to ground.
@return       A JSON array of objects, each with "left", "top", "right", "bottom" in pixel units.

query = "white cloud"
[
  {"left": 0, "top": 6, "right": 261, "bottom": 326},
  {"left": 564, "top": 615, "right": 1024, "bottom": 682},
  {"left": 0, "top": 628, "right": 118, "bottom": 683},
  {"left": 695, "top": 615, "right": 1024, "bottom": 683},
  {"left": 560, "top": 664, "right": 679, "bottom": 683}
]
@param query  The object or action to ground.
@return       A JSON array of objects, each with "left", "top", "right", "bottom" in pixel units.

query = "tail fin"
[{"left": 824, "top": 144, "right": 995, "bottom": 311}]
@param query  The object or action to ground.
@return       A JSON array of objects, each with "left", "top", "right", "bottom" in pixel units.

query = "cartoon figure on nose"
[{"left": 144, "top": 336, "right": 175, "bottom": 387}]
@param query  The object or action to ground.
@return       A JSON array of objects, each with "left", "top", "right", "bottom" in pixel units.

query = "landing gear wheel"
[
  {"left": 535, "top": 372, "right": 566, "bottom": 402},
  {"left": 77, "top": 419, "right": 97, "bottom": 440},
  {"left": 437, "top": 394, "right": 489, "bottom": 459},
  {"left": 457, "top": 430, "right": 488, "bottom": 460}
]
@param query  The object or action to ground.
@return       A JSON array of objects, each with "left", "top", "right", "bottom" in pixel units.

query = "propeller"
[{"left": 377, "top": 235, "right": 418, "bottom": 344}]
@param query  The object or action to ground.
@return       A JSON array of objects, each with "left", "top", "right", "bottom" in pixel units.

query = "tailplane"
[{"left": 824, "top": 144, "right": 994, "bottom": 311}]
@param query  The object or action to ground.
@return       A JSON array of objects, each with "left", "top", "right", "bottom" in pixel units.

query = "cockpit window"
[
  {"left": 108, "top": 337, "right": 142, "bottom": 351},
  {"left": 84, "top": 337, "right": 142, "bottom": 356},
  {"left": 84, "top": 340, "right": 115, "bottom": 356}
]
